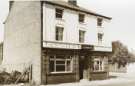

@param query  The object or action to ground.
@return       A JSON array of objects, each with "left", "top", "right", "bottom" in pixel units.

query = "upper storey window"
[
  {"left": 79, "top": 30, "right": 85, "bottom": 43},
  {"left": 55, "top": 8, "right": 63, "bottom": 19},
  {"left": 97, "top": 18, "right": 103, "bottom": 27},
  {"left": 98, "top": 33, "right": 103, "bottom": 43},
  {"left": 79, "top": 14, "right": 85, "bottom": 23},
  {"left": 56, "top": 26, "right": 64, "bottom": 41}
]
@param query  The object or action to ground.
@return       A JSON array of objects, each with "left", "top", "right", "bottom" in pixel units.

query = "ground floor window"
[
  {"left": 49, "top": 55, "right": 73, "bottom": 73},
  {"left": 93, "top": 57, "right": 104, "bottom": 72}
]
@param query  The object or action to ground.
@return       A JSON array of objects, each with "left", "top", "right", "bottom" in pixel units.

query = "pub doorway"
[{"left": 79, "top": 56, "right": 85, "bottom": 79}]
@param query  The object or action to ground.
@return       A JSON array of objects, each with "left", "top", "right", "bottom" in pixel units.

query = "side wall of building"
[{"left": 3, "top": 1, "right": 42, "bottom": 84}]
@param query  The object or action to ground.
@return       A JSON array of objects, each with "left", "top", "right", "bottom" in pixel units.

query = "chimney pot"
[{"left": 68, "top": 0, "right": 77, "bottom": 6}]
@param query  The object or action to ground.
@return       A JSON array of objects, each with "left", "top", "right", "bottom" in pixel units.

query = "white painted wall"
[{"left": 43, "top": 3, "right": 111, "bottom": 47}]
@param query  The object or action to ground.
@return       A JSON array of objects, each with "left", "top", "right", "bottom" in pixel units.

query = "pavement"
[
  {"left": 45, "top": 72, "right": 135, "bottom": 86},
  {"left": 1, "top": 72, "right": 135, "bottom": 86}
]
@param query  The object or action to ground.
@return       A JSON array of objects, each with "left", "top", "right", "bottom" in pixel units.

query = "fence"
[
  {"left": 109, "top": 63, "right": 127, "bottom": 73},
  {"left": 0, "top": 63, "right": 32, "bottom": 84}
]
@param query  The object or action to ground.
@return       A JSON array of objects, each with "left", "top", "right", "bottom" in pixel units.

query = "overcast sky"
[{"left": 0, "top": 0, "right": 135, "bottom": 51}]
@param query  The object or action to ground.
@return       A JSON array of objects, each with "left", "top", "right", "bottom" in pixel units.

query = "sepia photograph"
[{"left": 0, "top": 0, "right": 135, "bottom": 86}]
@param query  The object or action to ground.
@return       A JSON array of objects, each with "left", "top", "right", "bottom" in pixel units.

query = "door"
[{"left": 79, "top": 56, "right": 85, "bottom": 79}]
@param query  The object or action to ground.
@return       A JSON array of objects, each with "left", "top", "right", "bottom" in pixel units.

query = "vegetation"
[
  {"left": 109, "top": 41, "right": 133, "bottom": 68},
  {"left": 0, "top": 70, "right": 29, "bottom": 84}
]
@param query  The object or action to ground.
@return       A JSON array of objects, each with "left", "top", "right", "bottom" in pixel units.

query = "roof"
[{"left": 44, "top": 1, "right": 112, "bottom": 20}]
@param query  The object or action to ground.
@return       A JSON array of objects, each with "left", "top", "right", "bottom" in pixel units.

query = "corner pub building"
[{"left": 3, "top": 0, "right": 112, "bottom": 85}]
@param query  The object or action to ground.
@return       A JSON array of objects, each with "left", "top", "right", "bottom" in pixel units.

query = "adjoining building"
[{"left": 3, "top": 0, "right": 112, "bottom": 85}]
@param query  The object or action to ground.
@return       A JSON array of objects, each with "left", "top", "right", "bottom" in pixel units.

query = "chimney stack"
[
  {"left": 9, "top": 1, "right": 14, "bottom": 11},
  {"left": 68, "top": 0, "right": 77, "bottom": 6}
]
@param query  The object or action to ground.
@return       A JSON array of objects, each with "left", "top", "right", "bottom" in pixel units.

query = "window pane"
[
  {"left": 56, "top": 61, "right": 65, "bottom": 64},
  {"left": 56, "top": 27, "right": 63, "bottom": 41},
  {"left": 97, "top": 18, "right": 103, "bottom": 26},
  {"left": 56, "top": 8, "right": 63, "bottom": 18},
  {"left": 56, "top": 28, "right": 59, "bottom": 40},
  {"left": 49, "top": 61, "right": 54, "bottom": 72},
  {"left": 97, "top": 61, "right": 99, "bottom": 64},
  {"left": 66, "top": 61, "right": 71, "bottom": 71},
  {"left": 67, "top": 56, "right": 71, "bottom": 59},
  {"left": 56, "top": 65, "right": 65, "bottom": 71},
  {"left": 56, "top": 55, "right": 64, "bottom": 59},
  {"left": 79, "top": 30, "right": 85, "bottom": 43},
  {"left": 98, "top": 33, "right": 103, "bottom": 42},
  {"left": 79, "top": 14, "right": 85, "bottom": 22},
  {"left": 95, "top": 61, "right": 99, "bottom": 70},
  {"left": 50, "top": 56, "right": 55, "bottom": 59},
  {"left": 56, "top": 9, "right": 62, "bottom": 13},
  {"left": 93, "top": 58, "right": 104, "bottom": 71}
]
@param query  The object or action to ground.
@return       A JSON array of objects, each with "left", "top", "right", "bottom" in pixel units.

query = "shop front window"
[
  {"left": 49, "top": 55, "right": 73, "bottom": 73},
  {"left": 93, "top": 58, "right": 104, "bottom": 72}
]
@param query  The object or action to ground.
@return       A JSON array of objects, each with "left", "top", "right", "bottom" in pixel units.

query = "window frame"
[
  {"left": 98, "top": 33, "right": 104, "bottom": 42},
  {"left": 49, "top": 55, "right": 73, "bottom": 73},
  {"left": 55, "top": 8, "right": 63, "bottom": 19},
  {"left": 93, "top": 58, "right": 104, "bottom": 72},
  {"left": 97, "top": 18, "right": 103, "bottom": 27},
  {"left": 55, "top": 26, "right": 64, "bottom": 41},
  {"left": 79, "top": 13, "right": 85, "bottom": 23},
  {"left": 79, "top": 30, "right": 85, "bottom": 43}
]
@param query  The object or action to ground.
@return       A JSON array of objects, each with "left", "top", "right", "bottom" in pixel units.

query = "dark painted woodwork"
[{"left": 42, "top": 48, "right": 79, "bottom": 84}]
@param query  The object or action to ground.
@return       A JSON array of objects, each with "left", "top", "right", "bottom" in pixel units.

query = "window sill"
[
  {"left": 91, "top": 71, "right": 107, "bottom": 73},
  {"left": 55, "top": 40, "right": 64, "bottom": 42},
  {"left": 56, "top": 18, "right": 65, "bottom": 21},
  {"left": 49, "top": 71, "right": 74, "bottom": 75},
  {"left": 97, "top": 26, "right": 104, "bottom": 28},
  {"left": 79, "top": 42, "right": 85, "bottom": 44},
  {"left": 79, "top": 22, "right": 87, "bottom": 25}
]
